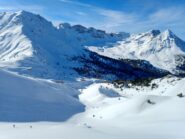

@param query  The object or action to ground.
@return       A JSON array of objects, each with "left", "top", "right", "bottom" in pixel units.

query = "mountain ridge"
[{"left": 0, "top": 10, "right": 179, "bottom": 80}]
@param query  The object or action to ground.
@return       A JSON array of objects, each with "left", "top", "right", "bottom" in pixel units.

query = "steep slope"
[
  {"left": 0, "top": 11, "right": 32, "bottom": 65},
  {"left": 89, "top": 30, "right": 185, "bottom": 74}
]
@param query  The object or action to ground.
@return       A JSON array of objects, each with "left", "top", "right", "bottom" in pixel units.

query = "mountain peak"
[
  {"left": 164, "top": 29, "right": 173, "bottom": 34},
  {"left": 1, "top": 10, "right": 37, "bottom": 19},
  {"left": 15, "top": 10, "right": 30, "bottom": 15},
  {"left": 89, "top": 27, "right": 185, "bottom": 74},
  {"left": 142, "top": 29, "right": 177, "bottom": 39},
  {"left": 161, "top": 29, "right": 176, "bottom": 39},
  {"left": 135, "top": 30, "right": 161, "bottom": 38},
  {"left": 0, "top": 10, "right": 52, "bottom": 28}
]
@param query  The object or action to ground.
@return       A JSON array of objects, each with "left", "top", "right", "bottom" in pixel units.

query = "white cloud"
[
  {"left": 59, "top": 0, "right": 135, "bottom": 31},
  {"left": 132, "top": 7, "right": 185, "bottom": 31},
  {"left": 97, "top": 9, "right": 135, "bottom": 29},
  {"left": 149, "top": 7, "right": 185, "bottom": 23},
  {"left": 59, "top": 0, "right": 92, "bottom": 8}
]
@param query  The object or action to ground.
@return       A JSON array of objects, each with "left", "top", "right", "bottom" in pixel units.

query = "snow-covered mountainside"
[
  {"left": 89, "top": 30, "right": 185, "bottom": 74},
  {"left": 0, "top": 11, "right": 128, "bottom": 80},
  {"left": 0, "top": 10, "right": 169, "bottom": 81}
]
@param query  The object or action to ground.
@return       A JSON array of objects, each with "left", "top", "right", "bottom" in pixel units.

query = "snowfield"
[{"left": 0, "top": 69, "right": 185, "bottom": 139}]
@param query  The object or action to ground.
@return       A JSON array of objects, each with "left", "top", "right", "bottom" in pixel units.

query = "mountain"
[
  {"left": 89, "top": 29, "right": 185, "bottom": 75},
  {"left": 0, "top": 11, "right": 185, "bottom": 139},
  {"left": 0, "top": 11, "right": 129, "bottom": 80},
  {"left": 0, "top": 11, "right": 168, "bottom": 81}
]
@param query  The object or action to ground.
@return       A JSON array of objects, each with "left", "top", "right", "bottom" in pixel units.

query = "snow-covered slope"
[
  {"left": 1, "top": 76, "right": 184, "bottom": 138},
  {"left": 89, "top": 30, "right": 185, "bottom": 74},
  {"left": 0, "top": 69, "right": 84, "bottom": 122},
  {"left": 72, "top": 76, "right": 185, "bottom": 139},
  {"left": 0, "top": 11, "right": 33, "bottom": 65},
  {"left": 0, "top": 11, "right": 127, "bottom": 80}
]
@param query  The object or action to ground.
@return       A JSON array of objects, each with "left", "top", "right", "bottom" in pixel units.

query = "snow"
[
  {"left": 0, "top": 11, "right": 32, "bottom": 65},
  {"left": 0, "top": 11, "right": 185, "bottom": 139},
  {"left": 0, "top": 10, "right": 128, "bottom": 80},
  {"left": 0, "top": 69, "right": 84, "bottom": 122},
  {"left": 0, "top": 74, "right": 185, "bottom": 138},
  {"left": 89, "top": 29, "right": 185, "bottom": 73}
]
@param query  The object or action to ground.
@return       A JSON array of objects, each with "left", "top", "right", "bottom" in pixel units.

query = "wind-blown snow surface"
[{"left": 89, "top": 30, "right": 185, "bottom": 73}]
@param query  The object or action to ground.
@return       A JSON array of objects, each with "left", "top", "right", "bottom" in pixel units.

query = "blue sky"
[{"left": 0, "top": 0, "right": 185, "bottom": 39}]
